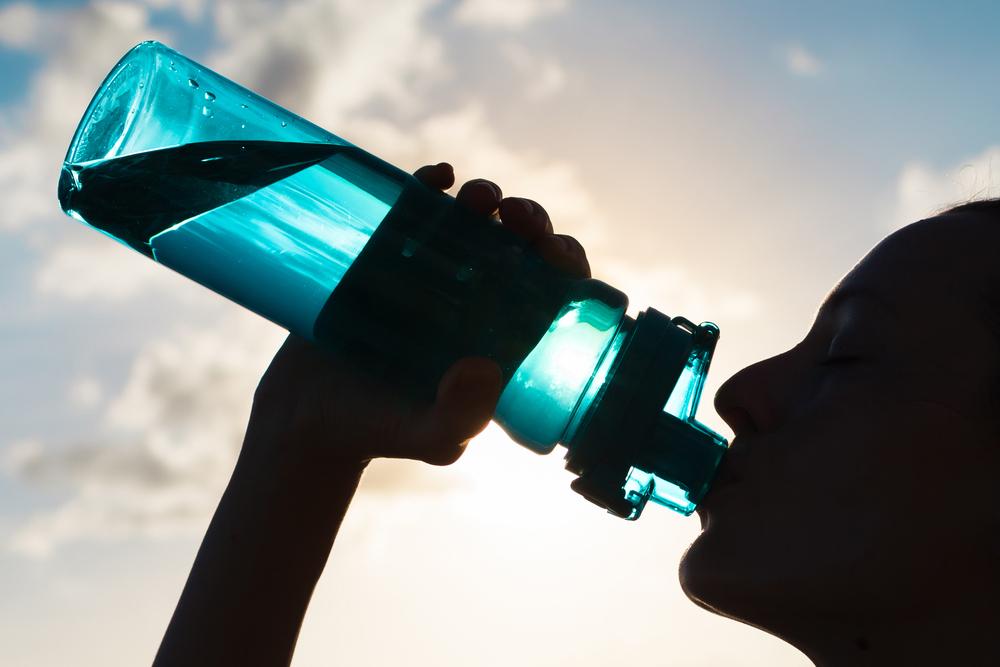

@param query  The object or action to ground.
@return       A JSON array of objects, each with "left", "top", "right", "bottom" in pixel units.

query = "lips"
[
  {"left": 709, "top": 466, "right": 744, "bottom": 492},
  {"left": 696, "top": 439, "right": 748, "bottom": 516}
]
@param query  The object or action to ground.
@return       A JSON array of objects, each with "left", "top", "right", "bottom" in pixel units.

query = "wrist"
[
  {"left": 235, "top": 432, "right": 367, "bottom": 505},
  {"left": 156, "top": 431, "right": 365, "bottom": 667},
  {"left": 212, "top": 434, "right": 367, "bottom": 593},
  {"left": 242, "top": 404, "right": 372, "bottom": 477}
]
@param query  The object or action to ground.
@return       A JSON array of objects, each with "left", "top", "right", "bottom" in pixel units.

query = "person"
[{"left": 153, "top": 163, "right": 1000, "bottom": 666}]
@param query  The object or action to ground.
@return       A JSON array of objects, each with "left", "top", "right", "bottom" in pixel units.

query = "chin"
[
  {"left": 680, "top": 527, "right": 821, "bottom": 640},
  {"left": 678, "top": 528, "right": 761, "bottom": 622},
  {"left": 678, "top": 532, "right": 724, "bottom": 610}
]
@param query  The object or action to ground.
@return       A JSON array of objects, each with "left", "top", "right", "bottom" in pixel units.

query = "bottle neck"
[{"left": 559, "top": 314, "right": 634, "bottom": 447}]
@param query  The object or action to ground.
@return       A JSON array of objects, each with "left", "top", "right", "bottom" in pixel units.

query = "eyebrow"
[{"left": 819, "top": 286, "right": 898, "bottom": 318}]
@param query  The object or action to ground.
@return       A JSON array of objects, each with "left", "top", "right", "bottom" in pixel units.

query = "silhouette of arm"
[
  {"left": 154, "top": 163, "right": 590, "bottom": 666},
  {"left": 153, "top": 434, "right": 365, "bottom": 666}
]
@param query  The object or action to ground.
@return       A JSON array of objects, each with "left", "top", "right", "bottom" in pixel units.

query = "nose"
[{"left": 714, "top": 352, "right": 790, "bottom": 437}]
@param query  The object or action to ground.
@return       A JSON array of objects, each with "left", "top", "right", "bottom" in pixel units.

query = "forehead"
[{"left": 836, "top": 213, "right": 999, "bottom": 319}]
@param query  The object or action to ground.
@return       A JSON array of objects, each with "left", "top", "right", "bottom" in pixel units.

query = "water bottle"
[{"left": 58, "top": 41, "right": 727, "bottom": 520}]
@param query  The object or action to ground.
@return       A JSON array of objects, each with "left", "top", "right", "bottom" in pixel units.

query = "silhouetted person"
[{"left": 153, "top": 162, "right": 1000, "bottom": 666}]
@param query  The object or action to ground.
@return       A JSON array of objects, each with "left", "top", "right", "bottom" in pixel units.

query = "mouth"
[{"left": 695, "top": 439, "right": 747, "bottom": 520}]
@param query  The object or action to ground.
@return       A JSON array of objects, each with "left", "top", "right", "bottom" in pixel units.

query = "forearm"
[{"left": 154, "top": 433, "right": 366, "bottom": 667}]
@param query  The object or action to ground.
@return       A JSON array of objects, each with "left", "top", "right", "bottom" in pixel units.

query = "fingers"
[
  {"left": 425, "top": 167, "right": 592, "bottom": 279},
  {"left": 403, "top": 357, "right": 503, "bottom": 466},
  {"left": 498, "top": 197, "right": 552, "bottom": 241},
  {"left": 413, "top": 162, "right": 456, "bottom": 191},
  {"left": 533, "top": 233, "right": 591, "bottom": 279},
  {"left": 498, "top": 196, "right": 590, "bottom": 279},
  {"left": 456, "top": 178, "right": 503, "bottom": 217}
]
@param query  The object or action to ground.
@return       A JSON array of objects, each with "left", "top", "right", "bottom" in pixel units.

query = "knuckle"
[
  {"left": 559, "top": 234, "right": 586, "bottom": 255},
  {"left": 526, "top": 198, "right": 547, "bottom": 218},
  {"left": 501, "top": 197, "right": 533, "bottom": 218},
  {"left": 462, "top": 178, "right": 501, "bottom": 199}
]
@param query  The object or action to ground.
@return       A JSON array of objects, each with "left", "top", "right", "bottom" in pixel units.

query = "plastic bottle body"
[
  {"left": 58, "top": 41, "right": 728, "bottom": 519},
  {"left": 58, "top": 41, "right": 627, "bottom": 454}
]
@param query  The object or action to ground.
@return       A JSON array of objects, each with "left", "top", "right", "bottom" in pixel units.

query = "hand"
[{"left": 245, "top": 162, "right": 591, "bottom": 470}]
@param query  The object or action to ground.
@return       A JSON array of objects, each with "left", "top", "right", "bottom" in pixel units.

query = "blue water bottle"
[{"left": 58, "top": 41, "right": 727, "bottom": 519}]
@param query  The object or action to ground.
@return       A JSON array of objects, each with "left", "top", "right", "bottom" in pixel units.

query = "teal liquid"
[
  {"left": 495, "top": 297, "right": 624, "bottom": 452},
  {"left": 59, "top": 140, "right": 402, "bottom": 339},
  {"left": 58, "top": 139, "right": 624, "bottom": 452}
]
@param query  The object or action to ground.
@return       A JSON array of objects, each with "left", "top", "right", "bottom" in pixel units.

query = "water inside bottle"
[
  {"left": 58, "top": 138, "right": 626, "bottom": 452},
  {"left": 59, "top": 140, "right": 401, "bottom": 337}
]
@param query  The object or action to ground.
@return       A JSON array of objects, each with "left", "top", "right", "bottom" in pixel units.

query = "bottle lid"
[{"left": 564, "top": 309, "right": 728, "bottom": 519}]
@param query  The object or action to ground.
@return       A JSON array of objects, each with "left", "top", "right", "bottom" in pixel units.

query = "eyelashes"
[
  {"left": 820, "top": 332, "right": 869, "bottom": 368},
  {"left": 818, "top": 355, "right": 864, "bottom": 367}
]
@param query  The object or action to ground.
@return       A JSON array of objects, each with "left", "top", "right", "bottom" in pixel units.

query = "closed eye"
[{"left": 819, "top": 355, "right": 863, "bottom": 367}]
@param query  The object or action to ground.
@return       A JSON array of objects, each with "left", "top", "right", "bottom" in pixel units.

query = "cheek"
[
  {"left": 768, "top": 377, "right": 959, "bottom": 521},
  {"left": 681, "top": 397, "right": 989, "bottom": 612},
  {"left": 759, "top": 400, "right": 969, "bottom": 557},
  {"left": 692, "top": 416, "right": 887, "bottom": 579}
]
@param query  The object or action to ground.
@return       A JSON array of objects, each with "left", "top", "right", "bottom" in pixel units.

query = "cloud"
[
  {"left": 68, "top": 376, "right": 104, "bottom": 410},
  {"left": 600, "top": 260, "right": 760, "bottom": 324},
  {"left": 0, "top": 1, "right": 169, "bottom": 233},
  {"left": 783, "top": 43, "right": 823, "bottom": 77},
  {"left": 892, "top": 146, "right": 1000, "bottom": 229},
  {"left": 5, "top": 313, "right": 281, "bottom": 557},
  {"left": 344, "top": 103, "right": 608, "bottom": 245},
  {"left": 6, "top": 308, "right": 474, "bottom": 556},
  {"left": 0, "top": 139, "right": 53, "bottom": 233},
  {"left": 501, "top": 42, "right": 567, "bottom": 100},
  {"left": 138, "top": 0, "right": 206, "bottom": 22},
  {"left": 209, "top": 0, "right": 448, "bottom": 128},
  {"left": 0, "top": 2, "right": 45, "bottom": 51},
  {"left": 453, "top": 0, "right": 571, "bottom": 29},
  {"left": 35, "top": 239, "right": 174, "bottom": 301}
]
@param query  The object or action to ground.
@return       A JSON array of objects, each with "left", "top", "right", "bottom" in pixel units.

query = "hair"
[{"left": 943, "top": 197, "right": 1000, "bottom": 216}]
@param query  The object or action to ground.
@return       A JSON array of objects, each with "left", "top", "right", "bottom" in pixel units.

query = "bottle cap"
[{"left": 564, "top": 309, "right": 728, "bottom": 519}]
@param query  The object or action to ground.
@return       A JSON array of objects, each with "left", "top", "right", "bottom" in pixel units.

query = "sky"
[{"left": 1, "top": 1, "right": 1000, "bottom": 665}]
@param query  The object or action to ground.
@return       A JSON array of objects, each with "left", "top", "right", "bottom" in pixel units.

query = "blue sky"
[{"left": 1, "top": 1, "right": 999, "bottom": 665}]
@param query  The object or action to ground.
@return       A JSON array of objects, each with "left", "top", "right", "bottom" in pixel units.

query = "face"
[{"left": 680, "top": 213, "right": 1000, "bottom": 631}]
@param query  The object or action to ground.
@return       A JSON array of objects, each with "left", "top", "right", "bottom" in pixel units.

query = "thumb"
[{"left": 404, "top": 357, "right": 503, "bottom": 465}]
